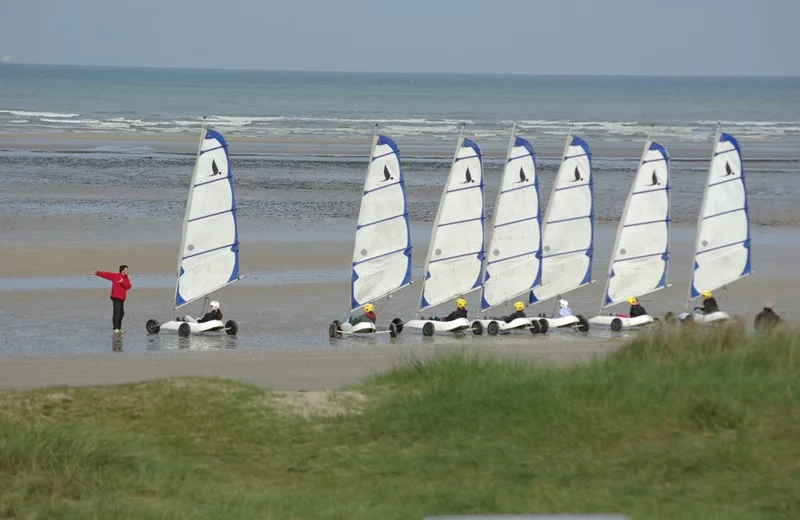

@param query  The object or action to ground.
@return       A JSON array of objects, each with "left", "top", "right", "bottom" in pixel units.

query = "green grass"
[{"left": 2, "top": 322, "right": 799, "bottom": 520}]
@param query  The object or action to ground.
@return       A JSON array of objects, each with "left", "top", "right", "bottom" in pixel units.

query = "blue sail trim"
[
  {"left": 363, "top": 180, "right": 401, "bottom": 195},
  {"left": 356, "top": 212, "right": 406, "bottom": 230},
  {"left": 500, "top": 183, "right": 536, "bottom": 195},
  {"left": 353, "top": 246, "right": 410, "bottom": 267},
  {"left": 438, "top": 216, "right": 483, "bottom": 228},
  {"left": 188, "top": 208, "right": 236, "bottom": 224},
  {"left": 623, "top": 218, "right": 668, "bottom": 228},
  {"left": 494, "top": 215, "right": 539, "bottom": 229},
  {"left": 487, "top": 249, "right": 539, "bottom": 266},
  {"left": 548, "top": 214, "right": 590, "bottom": 226},
  {"left": 703, "top": 207, "right": 745, "bottom": 221},
  {"left": 447, "top": 184, "right": 482, "bottom": 194},
  {"left": 555, "top": 183, "right": 590, "bottom": 193},
  {"left": 194, "top": 176, "right": 229, "bottom": 189}
]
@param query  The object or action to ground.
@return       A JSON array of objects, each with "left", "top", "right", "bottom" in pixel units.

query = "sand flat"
[{"left": 0, "top": 341, "right": 621, "bottom": 392}]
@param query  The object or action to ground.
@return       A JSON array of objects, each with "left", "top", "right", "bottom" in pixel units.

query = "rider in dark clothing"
[
  {"left": 504, "top": 301, "right": 527, "bottom": 323},
  {"left": 198, "top": 308, "right": 223, "bottom": 323},
  {"left": 627, "top": 297, "right": 647, "bottom": 317},
  {"left": 754, "top": 302, "right": 781, "bottom": 330},
  {"left": 442, "top": 298, "right": 468, "bottom": 321},
  {"left": 697, "top": 291, "right": 719, "bottom": 314}
]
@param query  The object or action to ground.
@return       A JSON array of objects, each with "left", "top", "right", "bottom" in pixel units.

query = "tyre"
[
  {"left": 389, "top": 322, "right": 398, "bottom": 338},
  {"left": 178, "top": 322, "right": 191, "bottom": 337},
  {"left": 328, "top": 321, "right": 340, "bottom": 338},
  {"left": 529, "top": 320, "right": 540, "bottom": 334},
  {"left": 146, "top": 319, "right": 160, "bottom": 334},
  {"left": 391, "top": 317, "right": 404, "bottom": 334},
  {"left": 539, "top": 318, "right": 549, "bottom": 334},
  {"left": 576, "top": 315, "right": 590, "bottom": 333},
  {"left": 225, "top": 320, "right": 238, "bottom": 336},
  {"left": 472, "top": 321, "right": 484, "bottom": 335},
  {"left": 664, "top": 311, "right": 676, "bottom": 325},
  {"left": 487, "top": 321, "right": 500, "bottom": 335},
  {"left": 610, "top": 318, "right": 623, "bottom": 332},
  {"left": 422, "top": 322, "right": 435, "bottom": 337}
]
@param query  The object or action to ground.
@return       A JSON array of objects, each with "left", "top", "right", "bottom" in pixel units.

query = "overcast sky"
[{"left": 1, "top": 0, "right": 798, "bottom": 76}]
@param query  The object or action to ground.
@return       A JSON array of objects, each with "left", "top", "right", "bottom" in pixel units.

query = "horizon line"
[{"left": 3, "top": 61, "right": 799, "bottom": 79}]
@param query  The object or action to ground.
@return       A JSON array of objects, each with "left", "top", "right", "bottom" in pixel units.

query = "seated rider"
[
  {"left": 183, "top": 300, "right": 223, "bottom": 323},
  {"left": 349, "top": 303, "right": 376, "bottom": 325},
  {"left": 504, "top": 301, "right": 526, "bottom": 323},
  {"left": 693, "top": 290, "right": 719, "bottom": 314},
  {"left": 627, "top": 296, "right": 647, "bottom": 317},
  {"left": 558, "top": 299, "right": 573, "bottom": 317},
  {"left": 442, "top": 298, "right": 468, "bottom": 321},
  {"left": 754, "top": 300, "right": 781, "bottom": 330}
]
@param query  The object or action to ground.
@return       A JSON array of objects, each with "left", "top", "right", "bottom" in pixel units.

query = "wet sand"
[{"left": 0, "top": 340, "right": 621, "bottom": 391}]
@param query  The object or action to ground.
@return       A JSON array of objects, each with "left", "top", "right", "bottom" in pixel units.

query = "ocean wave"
[
  {"left": 2, "top": 110, "right": 799, "bottom": 145},
  {"left": 0, "top": 109, "right": 79, "bottom": 118}
]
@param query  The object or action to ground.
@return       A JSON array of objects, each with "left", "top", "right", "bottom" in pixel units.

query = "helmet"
[
  {"left": 701, "top": 291, "right": 712, "bottom": 299},
  {"left": 364, "top": 303, "right": 375, "bottom": 313},
  {"left": 209, "top": 301, "right": 220, "bottom": 310},
  {"left": 626, "top": 296, "right": 638, "bottom": 305},
  {"left": 456, "top": 298, "right": 467, "bottom": 309},
  {"left": 559, "top": 299, "right": 569, "bottom": 309},
  {"left": 514, "top": 301, "right": 524, "bottom": 311}
]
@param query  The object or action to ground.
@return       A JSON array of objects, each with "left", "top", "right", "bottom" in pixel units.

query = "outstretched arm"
[{"left": 93, "top": 271, "right": 115, "bottom": 281}]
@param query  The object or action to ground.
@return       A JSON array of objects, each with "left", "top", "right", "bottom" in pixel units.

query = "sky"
[{"left": 1, "top": 0, "right": 798, "bottom": 76}]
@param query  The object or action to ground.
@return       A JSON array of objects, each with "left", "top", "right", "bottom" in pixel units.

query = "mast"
[
  {"left": 173, "top": 118, "right": 207, "bottom": 311},
  {"left": 685, "top": 123, "right": 721, "bottom": 310}
]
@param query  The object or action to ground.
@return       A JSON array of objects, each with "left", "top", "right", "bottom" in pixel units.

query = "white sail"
[
  {"left": 174, "top": 126, "right": 241, "bottom": 309},
  {"left": 350, "top": 134, "right": 412, "bottom": 310},
  {"left": 419, "top": 135, "right": 485, "bottom": 311},
  {"left": 688, "top": 129, "right": 751, "bottom": 301},
  {"left": 602, "top": 139, "right": 670, "bottom": 307},
  {"left": 480, "top": 132, "right": 542, "bottom": 310},
  {"left": 530, "top": 134, "right": 593, "bottom": 304}
]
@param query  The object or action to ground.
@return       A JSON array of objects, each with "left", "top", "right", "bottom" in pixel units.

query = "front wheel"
[
  {"left": 389, "top": 322, "right": 398, "bottom": 338},
  {"left": 178, "top": 322, "right": 191, "bottom": 337},
  {"left": 225, "top": 319, "right": 238, "bottom": 336},
  {"left": 328, "top": 320, "right": 341, "bottom": 338},
  {"left": 610, "top": 318, "right": 622, "bottom": 332},
  {"left": 538, "top": 318, "right": 549, "bottom": 334},
  {"left": 391, "top": 318, "right": 404, "bottom": 334},
  {"left": 576, "top": 315, "right": 590, "bottom": 333},
  {"left": 422, "top": 322, "right": 435, "bottom": 337},
  {"left": 146, "top": 319, "right": 160, "bottom": 334},
  {"left": 529, "top": 320, "right": 540, "bottom": 334},
  {"left": 472, "top": 321, "right": 484, "bottom": 335},
  {"left": 487, "top": 321, "right": 500, "bottom": 336}
]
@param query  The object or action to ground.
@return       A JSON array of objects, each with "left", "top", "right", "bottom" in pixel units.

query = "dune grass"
[{"left": 1, "top": 322, "right": 799, "bottom": 520}]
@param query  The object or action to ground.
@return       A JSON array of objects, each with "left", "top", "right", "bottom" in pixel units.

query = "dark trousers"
[{"left": 111, "top": 297, "right": 125, "bottom": 330}]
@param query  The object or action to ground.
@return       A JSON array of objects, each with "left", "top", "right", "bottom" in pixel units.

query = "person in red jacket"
[{"left": 92, "top": 265, "right": 132, "bottom": 333}]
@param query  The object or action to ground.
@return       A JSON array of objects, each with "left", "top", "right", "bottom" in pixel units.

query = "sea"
[{"left": 1, "top": 64, "right": 799, "bottom": 355}]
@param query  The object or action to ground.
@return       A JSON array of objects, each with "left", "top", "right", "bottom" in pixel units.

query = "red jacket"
[{"left": 95, "top": 271, "right": 132, "bottom": 301}]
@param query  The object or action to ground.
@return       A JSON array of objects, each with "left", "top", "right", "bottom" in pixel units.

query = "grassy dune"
[{"left": 1, "top": 322, "right": 799, "bottom": 520}]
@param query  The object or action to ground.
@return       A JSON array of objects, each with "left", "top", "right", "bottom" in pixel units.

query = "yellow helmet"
[
  {"left": 514, "top": 301, "right": 524, "bottom": 311},
  {"left": 456, "top": 298, "right": 467, "bottom": 309},
  {"left": 364, "top": 303, "right": 375, "bottom": 313},
  {"left": 626, "top": 296, "right": 638, "bottom": 305},
  {"left": 701, "top": 291, "right": 712, "bottom": 299}
]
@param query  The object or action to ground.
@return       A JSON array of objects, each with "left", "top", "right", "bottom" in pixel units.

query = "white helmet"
[
  {"left": 209, "top": 300, "right": 220, "bottom": 310},
  {"left": 559, "top": 299, "right": 569, "bottom": 309}
]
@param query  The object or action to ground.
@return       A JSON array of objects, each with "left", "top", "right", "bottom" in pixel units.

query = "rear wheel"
[
  {"left": 664, "top": 311, "right": 676, "bottom": 325},
  {"left": 529, "top": 320, "right": 540, "bottom": 334},
  {"left": 391, "top": 318, "right": 404, "bottom": 334},
  {"left": 146, "top": 319, "right": 160, "bottom": 334},
  {"left": 472, "top": 321, "right": 484, "bottom": 335},
  {"left": 225, "top": 319, "right": 238, "bottom": 336},
  {"left": 487, "top": 321, "right": 500, "bottom": 335},
  {"left": 576, "top": 315, "right": 590, "bottom": 333},
  {"left": 328, "top": 320, "right": 341, "bottom": 338},
  {"left": 422, "top": 322, "right": 435, "bottom": 337},
  {"left": 539, "top": 319, "right": 549, "bottom": 334},
  {"left": 389, "top": 322, "right": 398, "bottom": 338},
  {"left": 178, "top": 322, "right": 191, "bottom": 337},
  {"left": 610, "top": 318, "right": 623, "bottom": 332}
]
